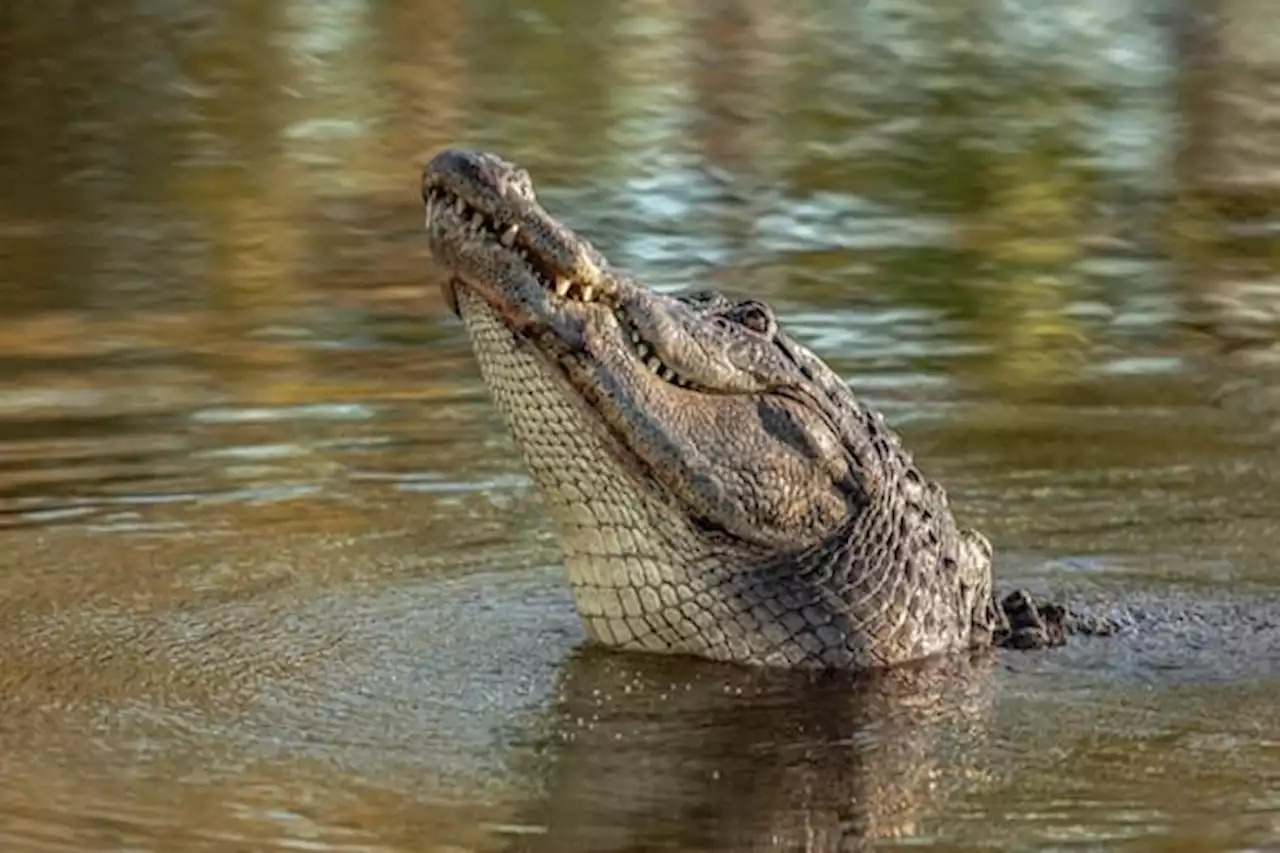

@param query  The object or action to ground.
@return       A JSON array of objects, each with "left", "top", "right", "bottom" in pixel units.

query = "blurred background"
[{"left": 0, "top": 1, "right": 1277, "bottom": 851}]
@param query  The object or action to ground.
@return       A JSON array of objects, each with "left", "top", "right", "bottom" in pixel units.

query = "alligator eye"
[
  {"left": 730, "top": 301, "right": 776, "bottom": 337},
  {"left": 740, "top": 309, "right": 769, "bottom": 334}
]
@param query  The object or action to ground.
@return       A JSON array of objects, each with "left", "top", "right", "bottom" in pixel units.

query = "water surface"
[{"left": 1, "top": 1, "right": 1278, "bottom": 850}]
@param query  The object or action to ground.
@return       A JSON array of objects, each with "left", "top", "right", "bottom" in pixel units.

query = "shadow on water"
[{"left": 0, "top": 0, "right": 1279, "bottom": 850}]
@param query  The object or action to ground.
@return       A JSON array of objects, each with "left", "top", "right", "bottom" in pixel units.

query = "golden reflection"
[
  {"left": 963, "top": 136, "right": 1092, "bottom": 388},
  {"left": 1171, "top": 0, "right": 1280, "bottom": 398}
]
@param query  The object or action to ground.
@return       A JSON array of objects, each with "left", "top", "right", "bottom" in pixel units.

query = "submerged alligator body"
[{"left": 421, "top": 148, "right": 1098, "bottom": 670}]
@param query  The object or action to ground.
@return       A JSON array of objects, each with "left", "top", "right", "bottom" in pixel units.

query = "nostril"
[{"left": 510, "top": 168, "right": 536, "bottom": 198}]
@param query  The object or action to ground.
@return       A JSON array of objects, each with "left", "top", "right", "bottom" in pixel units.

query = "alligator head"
[{"left": 421, "top": 148, "right": 995, "bottom": 670}]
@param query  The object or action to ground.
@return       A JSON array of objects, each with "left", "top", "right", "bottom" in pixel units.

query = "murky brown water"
[{"left": 1, "top": 1, "right": 1278, "bottom": 850}]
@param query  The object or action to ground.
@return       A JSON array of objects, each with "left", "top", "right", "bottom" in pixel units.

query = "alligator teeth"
[
  {"left": 470, "top": 212, "right": 485, "bottom": 229},
  {"left": 555, "top": 278, "right": 572, "bottom": 297},
  {"left": 580, "top": 285, "right": 594, "bottom": 302},
  {"left": 500, "top": 224, "right": 518, "bottom": 247},
  {"left": 617, "top": 319, "right": 693, "bottom": 389},
  {"left": 453, "top": 197, "right": 467, "bottom": 216}
]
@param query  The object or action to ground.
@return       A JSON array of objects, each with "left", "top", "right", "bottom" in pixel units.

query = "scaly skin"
[{"left": 421, "top": 148, "right": 997, "bottom": 670}]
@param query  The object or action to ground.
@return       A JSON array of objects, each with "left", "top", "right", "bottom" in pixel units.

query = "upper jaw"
[
  {"left": 421, "top": 173, "right": 799, "bottom": 396},
  {"left": 421, "top": 150, "right": 622, "bottom": 311},
  {"left": 420, "top": 148, "right": 798, "bottom": 395}
]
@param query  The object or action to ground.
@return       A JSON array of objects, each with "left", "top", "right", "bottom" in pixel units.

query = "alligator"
[{"left": 420, "top": 147, "right": 1108, "bottom": 670}]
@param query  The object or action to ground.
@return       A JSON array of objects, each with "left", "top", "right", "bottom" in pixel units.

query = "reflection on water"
[
  {"left": 0, "top": 0, "right": 1278, "bottom": 851},
  {"left": 510, "top": 649, "right": 998, "bottom": 851}
]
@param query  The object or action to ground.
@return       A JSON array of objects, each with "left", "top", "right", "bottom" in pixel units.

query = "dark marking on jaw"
[
  {"left": 754, "top": 398, "right": 857, "bottom": 496},
  {"left": 754, "top": 397, "right": 865, "bottom": 510},
  {"left": 754, "top": 398, "right": 818, "bottom": 461}
]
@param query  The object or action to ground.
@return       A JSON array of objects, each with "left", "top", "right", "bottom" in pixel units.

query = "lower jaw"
[
  {"left": 454, "top": 283, "right": 711, "bottom": 550},
  {"left": 454, "top": 284, "right": 631, "bottom": 490}
]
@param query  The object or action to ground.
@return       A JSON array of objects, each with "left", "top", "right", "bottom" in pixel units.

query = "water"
[{"left": 1, "top": 0, "right": 1278, "bottom": 850}]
